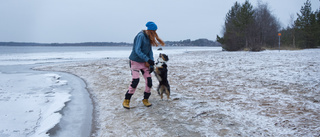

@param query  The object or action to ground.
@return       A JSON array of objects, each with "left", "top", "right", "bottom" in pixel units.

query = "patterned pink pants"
[{"left": 128, "top": 60, "right": 152, "bottom": 94}]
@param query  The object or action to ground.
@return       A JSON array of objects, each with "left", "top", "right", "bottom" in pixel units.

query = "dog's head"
[
  {"left": 155, "top": 53, "right": 169, "bottom": 67},
  {"left": 159, "top": 53, "right": 169, "bottom": 62}
]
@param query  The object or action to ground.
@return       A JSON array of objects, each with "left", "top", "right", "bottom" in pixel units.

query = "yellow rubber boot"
[
  {"left": 142, "top": 99, "right": 152, "bottom": 107},
  {"left": 123, "top": 99, "right": 130, "bottom": 109}
]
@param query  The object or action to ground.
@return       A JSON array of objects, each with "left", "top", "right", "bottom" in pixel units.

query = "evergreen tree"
[
  {"left": 280, "top": 26, "right": 294, "bottom": 47},
  {"left": 295, "top": 0, "right": 317, "bottom": 48},
  {"left": 217, "top": 2, "right": 242, "bottom": 51},
  {"left": 217, "top": 1, "right": 256, "bottom": 51},
  {"left": 316, "top": 9, "right": 320, "bottom": 46},
  {"left": 236, "top": 0, "right": 255, "bottom": 49},
  {"left": 280, "top": 0, "right": 319, "bottom": 49},
  {"left": 226, "top": 2, "right": 241, "bottom": 24}
]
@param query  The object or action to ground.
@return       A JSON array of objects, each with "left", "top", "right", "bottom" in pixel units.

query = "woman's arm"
[{"left": 134, "top": 34, "right": 150, "bottom": 62}]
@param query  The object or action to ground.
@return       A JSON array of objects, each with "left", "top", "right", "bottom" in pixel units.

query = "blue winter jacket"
[{"left": 129, "top": 31, "right": 154, "bottom": 62}]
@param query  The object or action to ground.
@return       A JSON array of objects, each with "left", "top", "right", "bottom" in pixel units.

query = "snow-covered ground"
[
  {"left": 0, "top": 46, "right": 220, "bottom": 137},
  {"left": 34, "top": 48, "right": 320, "bottom": 136}
]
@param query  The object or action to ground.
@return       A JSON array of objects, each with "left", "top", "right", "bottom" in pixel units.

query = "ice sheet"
[{"left": 0, "top": 73, "right": 70, "bottom": 137}]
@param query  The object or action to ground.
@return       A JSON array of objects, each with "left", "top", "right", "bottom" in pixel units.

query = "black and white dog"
[{"left": 154, "top": 53, "right": 170, "bottom": 99}]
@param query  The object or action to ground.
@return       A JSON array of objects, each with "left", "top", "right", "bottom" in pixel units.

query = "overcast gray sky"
[{"left": 0, "top": 0, "right": 319, "bottom": 43}]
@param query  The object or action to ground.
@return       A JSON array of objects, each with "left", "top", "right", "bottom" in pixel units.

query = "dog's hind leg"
[
  {"left": 157, "top": 84, "right": 161, "bottom": 95},
  {"left": 159, "top": 85, "right": 165, "bottom": 100},
  {"left": 165, "top": 87, "right": 170, "bottom": 99}
]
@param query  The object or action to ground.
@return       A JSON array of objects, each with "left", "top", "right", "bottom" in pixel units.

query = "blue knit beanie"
[{"left": 146, "top": 21, "right": 157, "bottom": 30}]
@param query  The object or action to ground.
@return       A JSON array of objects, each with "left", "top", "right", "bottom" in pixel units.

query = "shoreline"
[
  {"left": 82, "top": 76, "right": 98, "bottom": 137},
  {"left": 32, "top": 67, "right": 94, "bottom": 137},
  {"left": 35, "top": 68, "right": 99, "bottom": 136}
]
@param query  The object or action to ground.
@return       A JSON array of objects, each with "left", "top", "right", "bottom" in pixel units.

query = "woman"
[{"left": 123, "top": 21, "right": 165, "bottom": 109}]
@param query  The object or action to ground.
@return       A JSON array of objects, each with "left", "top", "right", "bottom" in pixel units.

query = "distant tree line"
[
  {"left": 165, "top": 38, "right": 221, "bottom": 46},
  {"left": 0, "top": 38, "right": 220, "bottom": 47},
  {"left": 281, "top": 0, "right": 320, "bottom": 49},
  {"left": 217, "top": 0, "right": 281, "bottom": 51},
  {"left": 0, "top": 42, "right": 132, "bottom": 46}
]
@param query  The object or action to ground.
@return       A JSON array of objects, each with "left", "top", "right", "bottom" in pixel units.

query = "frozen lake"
[{"left": 0, "top": 46, "right": 220, "bottom": 65}]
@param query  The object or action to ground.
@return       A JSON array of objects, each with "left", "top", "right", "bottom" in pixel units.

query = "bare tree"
[
  {"left": 254, "top": 1, "right": 281, "bottom": 48},
  {"left": 289, "top": 14, "right": 296, "bottom": 48}
]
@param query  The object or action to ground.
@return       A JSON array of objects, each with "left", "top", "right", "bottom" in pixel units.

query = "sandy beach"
[{"left": 35, "top": 49, "right": 320, "bottom": 136}]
